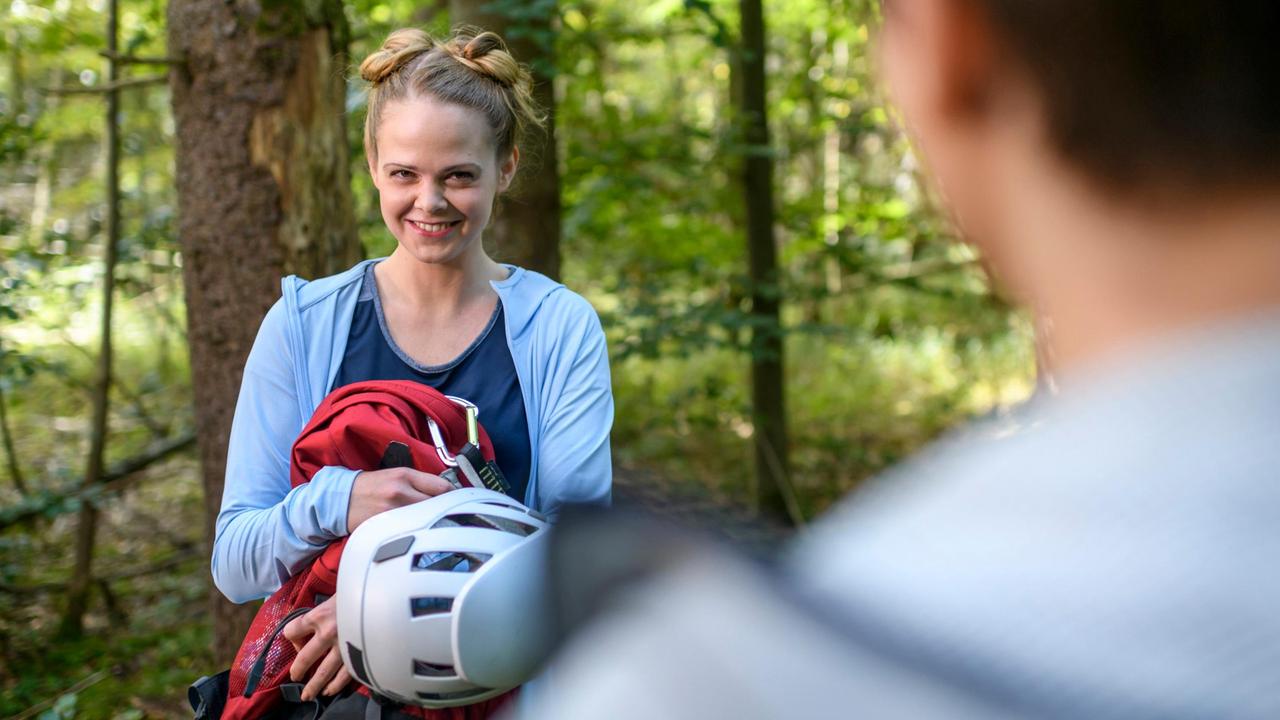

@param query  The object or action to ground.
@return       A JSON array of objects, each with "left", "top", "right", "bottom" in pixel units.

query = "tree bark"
[
  {"left": 737, "top": 0, "right": 794, "bottom": 526},
  {"left": 168, "top": 0, "right": 361, "bottom": 665},
  {"left": 59, "top": 0, "right": 122, "bottom": 639},
  {"left": 448, "top": 0, "right": 562, "bottom": 280}
]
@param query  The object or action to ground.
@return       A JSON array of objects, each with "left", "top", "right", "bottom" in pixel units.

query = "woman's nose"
[{"left": 415, "top": 183, "right": 449, "bottom": 214}]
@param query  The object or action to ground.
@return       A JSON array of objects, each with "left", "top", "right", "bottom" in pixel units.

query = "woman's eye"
[
  {"left": 447, "top": 172, "right": 475, "bottom": 183},
  {"left": 390, "top": 169, "right": 415, "bottom": 180}
]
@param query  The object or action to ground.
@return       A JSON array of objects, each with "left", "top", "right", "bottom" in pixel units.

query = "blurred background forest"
[{"left": 0, "top": 0, "right": 1033, "bottom": 716}]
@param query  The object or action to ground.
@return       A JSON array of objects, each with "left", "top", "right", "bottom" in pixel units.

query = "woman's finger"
[
  {"left": 281, "top": 612, "right": 313, "bottom": 650},
  {"left": 322, "top": 664, "right": 353, "bottom": 697},
  {"left": 302, "top": 647, "right": 347, "bottom": 701},
  {"left": 407, "top": 470, "right": 454, "bottom": 497},
  {"left": 289, "top": 632, "right": 329, "bottom": 682}
]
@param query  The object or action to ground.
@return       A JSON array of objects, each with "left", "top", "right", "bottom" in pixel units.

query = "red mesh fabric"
[
  {"left": 223, "top": 381, "right": 502, "bottom": 720},
  {"left": 223, "top": 548, "right": 340, "bottom": 701}
]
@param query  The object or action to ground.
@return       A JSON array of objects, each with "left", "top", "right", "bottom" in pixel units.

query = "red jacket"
[{"left": 222, "top": 380, "right": 514, "bottom": 719}]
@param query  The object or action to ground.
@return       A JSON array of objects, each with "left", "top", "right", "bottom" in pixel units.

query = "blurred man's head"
[{"left": 878, "top": 1, "right": 1280, "bottom": 369}]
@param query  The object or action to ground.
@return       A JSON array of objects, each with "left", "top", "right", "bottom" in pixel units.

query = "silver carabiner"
[
  {"left": 426, "top": 416, "right": 458, "bottom": 467},
  {"left": 445, "top": 395, "right": 480, "bottom": 446},
  {"left": 429, "top": 396, "right": 480, "bottom": 467},
  {"left": 444, "top": 395, "right": 478, "bottom": 413}
]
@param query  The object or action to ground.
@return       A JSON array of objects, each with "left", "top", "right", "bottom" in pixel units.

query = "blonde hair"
[{"left": 359, "top": 26, "right": 545, "bottom": 163}]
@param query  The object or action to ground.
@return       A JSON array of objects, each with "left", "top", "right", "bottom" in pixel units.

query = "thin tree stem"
[
  {"left": 61, "top": 0, "right": 121, "bottom": 639},
  {"left": 0, "top": 382, "right": 27, "bottom": 496}
]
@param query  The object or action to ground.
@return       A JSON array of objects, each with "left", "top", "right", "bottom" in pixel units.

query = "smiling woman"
[{"left": 209, "top": 25, "right": 614, "bottom": 719}]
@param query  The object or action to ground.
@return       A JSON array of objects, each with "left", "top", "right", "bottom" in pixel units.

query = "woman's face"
[{"left": 368, "top": 95, "right": 517, "bottom": 267}]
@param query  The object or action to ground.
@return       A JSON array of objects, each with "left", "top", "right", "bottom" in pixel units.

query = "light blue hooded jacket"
[{"left": 212, "top": 259, "right": 613, "bottom": 603}]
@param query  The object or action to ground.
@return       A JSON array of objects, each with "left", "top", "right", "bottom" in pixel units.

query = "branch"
[
  {"left": 881, "top": 255, "right": 984, "bottom": 282},
  {"left": 59, "top": 332, "right": 169, "bottom": 439},
  {"left": 97, "top": 50, "right": 184, "bottom": 66},
  {"left": 44, "top": 74, "right": 167, "bottom": 96},
  {"left": 7, "top": 669, "right": 111, "bottom": 720},
  {"left": 102, "top": 432, "right": 196, "bottom": 484},
  {"left": 0, "top": 432, "right": 196, "bottom": 531},
  {"left": 0, "top": 547, "right": 200, "bottom": 595}
]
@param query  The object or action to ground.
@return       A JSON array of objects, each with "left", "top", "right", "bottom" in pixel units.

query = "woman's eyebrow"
[{"left": 441, "top": 163, "right": 482, "bottom": 174}]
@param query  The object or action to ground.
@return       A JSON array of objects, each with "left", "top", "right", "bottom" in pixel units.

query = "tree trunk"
[
  {"left": 448, "top": 0, "right": 562, "bottom": 280},
  {"left": 59, "top": 0, "right": 122, "bottom": 639},
  {"left": 737, "top": 0, "right": 794, "bottom": 526},
  {"left": 168, "top": 0, "right": 361, "bottom": 665}
]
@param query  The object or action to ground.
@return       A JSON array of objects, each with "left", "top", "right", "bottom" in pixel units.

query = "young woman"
[{"left": 212, "top": 27, "right": 613, "bottom": 702}]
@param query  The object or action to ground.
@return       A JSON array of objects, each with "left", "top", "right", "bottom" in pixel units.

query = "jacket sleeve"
[
  {"left": 534, "top": 292, "right": 614, "bottom": 518},
  {"left": 211, "top": 298, "right": 359, "bottom": 603}
]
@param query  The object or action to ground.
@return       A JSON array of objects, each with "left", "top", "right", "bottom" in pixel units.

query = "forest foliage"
[{"left": 0, "top": 0, "right": 1032, "bottom": 715}]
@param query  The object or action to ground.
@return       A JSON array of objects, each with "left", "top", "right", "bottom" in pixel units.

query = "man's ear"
[
  {"left": 498, "top": 147, "right": 520, "bottom": 193},
  {"left": 889, "top": 0, "right": 1003, "bottom": 123},
  {"left": 932, "top": 0, "right": 1003, "bottom": 120}
]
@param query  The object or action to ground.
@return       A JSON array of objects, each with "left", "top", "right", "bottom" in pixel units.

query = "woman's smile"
[{"left": 407, "top": 218, "right": 462, "bottom": 238}]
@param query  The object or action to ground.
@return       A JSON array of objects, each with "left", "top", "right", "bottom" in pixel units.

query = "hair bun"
[
  {"left": 444, "top": 26, "right": 526, "bottom": 89},
  {"left": 360, "top": 28, "right": 434, "bottom": 84},
  {"left": 462, "top": 31, "right": 505, "bottom": 62}
]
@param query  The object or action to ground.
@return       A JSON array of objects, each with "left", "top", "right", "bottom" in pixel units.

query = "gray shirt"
[{"left": 524, "top": 310, "right": 1280, "bottom": 719}]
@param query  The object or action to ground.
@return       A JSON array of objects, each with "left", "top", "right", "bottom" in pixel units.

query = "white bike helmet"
[{"left": 336, "top": 488, "right": 552, "bottom": 708}]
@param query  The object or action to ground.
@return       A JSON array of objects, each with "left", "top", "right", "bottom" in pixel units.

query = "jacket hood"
[
  {"left": 489, "top": 265, "right": 564, "bottom": 340},
  {"left": 287, "top": 259, "right": 563, "bottom": 337}
]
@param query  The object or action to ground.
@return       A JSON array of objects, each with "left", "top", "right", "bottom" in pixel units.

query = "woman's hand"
[
  {"left": 346, "top": 466, "right": 454, "bottom": 532},
  {"left": 283, "top": 596, "right": 351, "bottom": 701}
]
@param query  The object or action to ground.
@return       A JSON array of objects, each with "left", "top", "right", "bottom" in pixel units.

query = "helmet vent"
[
  {"left": 412, "top": 659, "right": 457, "bottom": 678},
  {"left": 413, "top": 551, "right": 492, "bottom": 572},
  {"left": 372, "top": 536, "right": 415, "bottom": 563},
  {"left": 410, "top": 596, "right": 455, "bottom": 617},
  {"left": 432, "top": 513, "right": 538, "bottom": 537},
  {"left": 346, "top": 643, "right": 371, "bottom": 684}
]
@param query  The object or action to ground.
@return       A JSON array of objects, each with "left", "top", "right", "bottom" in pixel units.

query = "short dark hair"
[{"left": 976, "top": 1, "right": 1280, "bottom": 192}]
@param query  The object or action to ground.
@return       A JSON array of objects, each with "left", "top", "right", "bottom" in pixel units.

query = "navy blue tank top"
[{"left": 332, "top": 262, "right": 531, "bottom": 501}]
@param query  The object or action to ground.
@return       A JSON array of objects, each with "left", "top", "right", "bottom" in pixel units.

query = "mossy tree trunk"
[{"left": 168, "top": 0, "right": 361, "bottom": 665}]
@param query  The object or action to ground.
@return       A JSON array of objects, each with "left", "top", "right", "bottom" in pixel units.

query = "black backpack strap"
[
  {"left": 243, "top": 606, "right": 314, "bottom": 696},
  {"left": 364, "top": 693, "right": 388, "bottom": 720},
  {"left": 188, "top": 670, "right": 230, "bottom": 720},
  {"left": 277, "top": 682, "right": 327, "bottom": 720}
]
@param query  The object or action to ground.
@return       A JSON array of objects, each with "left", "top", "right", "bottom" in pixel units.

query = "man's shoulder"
[{"left": 788, "top": 329, "right": 1280, "bottom": 716}]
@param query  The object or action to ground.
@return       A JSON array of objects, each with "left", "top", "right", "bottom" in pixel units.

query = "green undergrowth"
[
  {"left": 0, "top": 445, "right": 209, "bottom": 718},
  {"left": 2, "top": 599, "right": 212, "bottom": 719},
  {"left": 2, "top": 301, "right": 206, "bottom": 718},
  {"left": 611, "top": 319, "right": 1035, "bottom": 518}
]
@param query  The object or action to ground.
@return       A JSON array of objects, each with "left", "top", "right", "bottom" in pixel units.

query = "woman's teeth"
[{"left": 412, "top": 220, "right": 455, "bottom": 232}]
